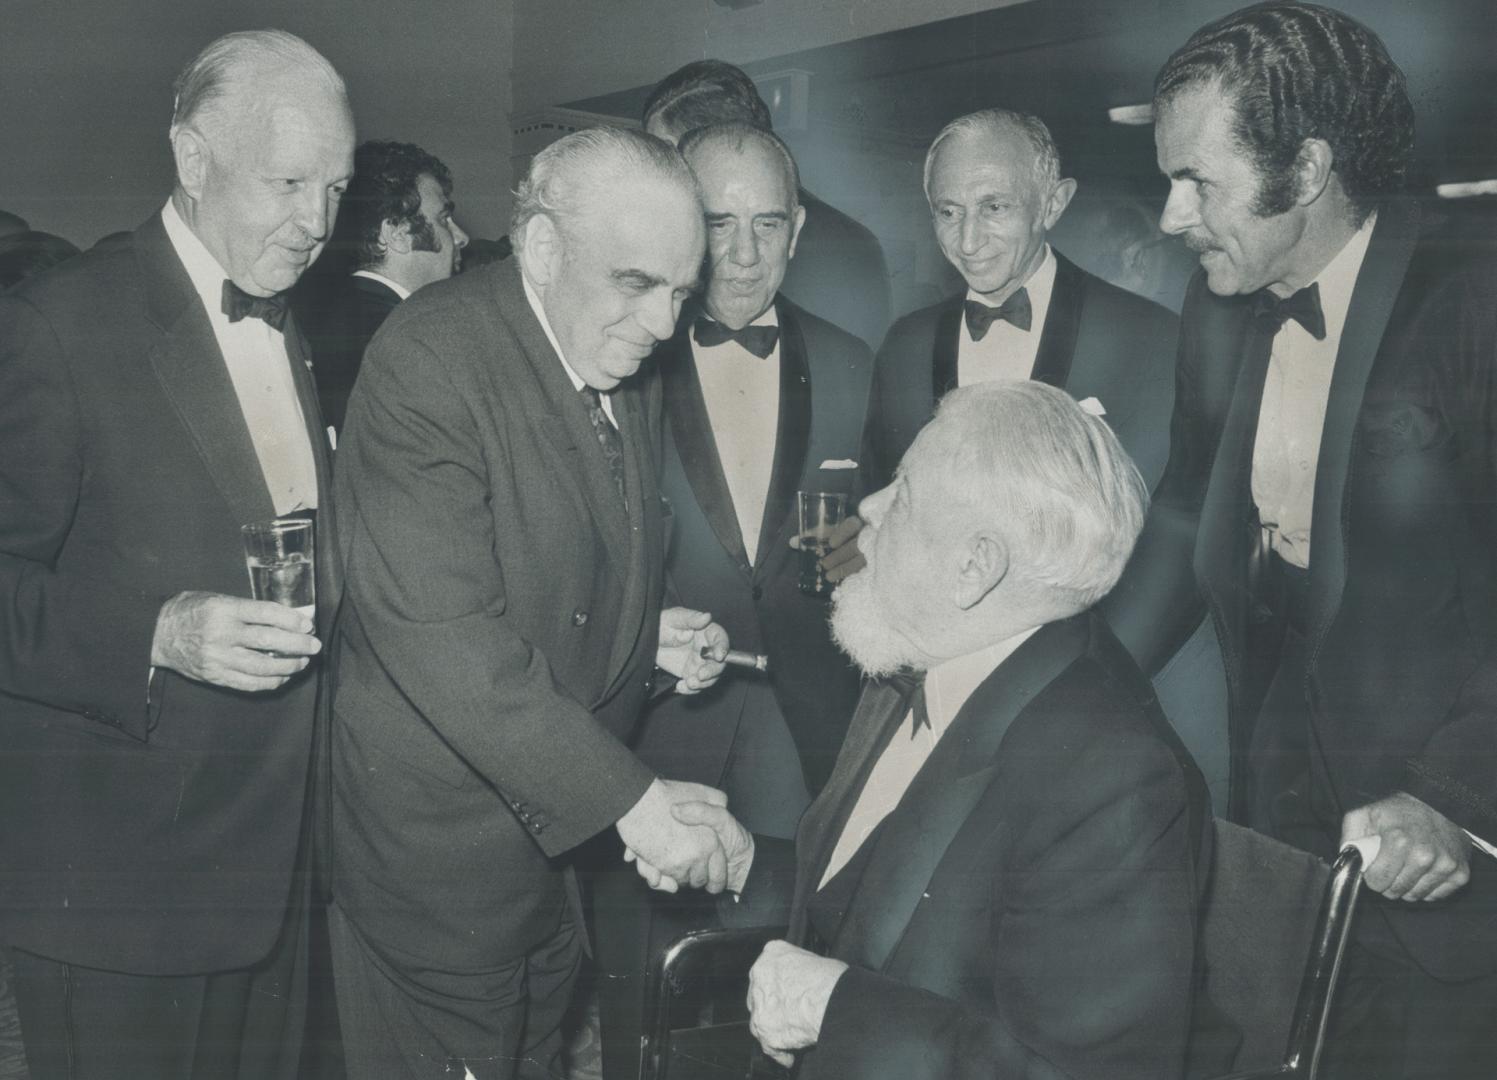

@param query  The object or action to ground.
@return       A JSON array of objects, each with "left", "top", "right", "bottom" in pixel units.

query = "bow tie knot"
[
  {"left": 221, "top": 280, "right": 289, "bottom": 331},
  {"left": 964, "top": 289, "right": 1032, "bottom": 341},
  {"left": 1251, "top": 283, "right": 1325, "bottom": 341},
  {"left": 693, "top": 316, "right": 780, "bottom": 359}
]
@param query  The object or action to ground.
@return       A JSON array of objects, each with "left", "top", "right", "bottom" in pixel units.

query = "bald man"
[{"left": 0, "top": 30, "right": 352, "bottom": 1078}]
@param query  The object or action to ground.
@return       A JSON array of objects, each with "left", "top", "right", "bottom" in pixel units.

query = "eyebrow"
[
  {"left": 611, "top": 268, "right": 668, "bottom": 289},
  {"left": 1168, "top": 166, "right": 1205, "bottom": 182}
]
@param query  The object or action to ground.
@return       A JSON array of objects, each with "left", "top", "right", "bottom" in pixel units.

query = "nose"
[
  {"left": 958, "top": 212, "right": 984, "bottom": 256},
  {"left": 1159, "top": 181, "right": 1198, "bottom": 237},
  {"left": 858, "top": 482, "right": 895, "bottom": 528},
  {"left": 451, "top": 219, "right": 470, "bottom": 250},
  {"left": 295, "top": 187, "right": 332, "bottom": 242},
  {"left": 637, "top": 289, "right": 680, "bottom": 344},
  {"left": 729, "top": 224, "right": 760, "bottom": 268}
]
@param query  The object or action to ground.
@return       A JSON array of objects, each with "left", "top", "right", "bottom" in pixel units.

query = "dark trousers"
[
  {"left": 327, "top": 902, "right": 581, "bottom": 1080},
  {"left": 6, "top": 904, "right": 308, "bottom": 1080}
]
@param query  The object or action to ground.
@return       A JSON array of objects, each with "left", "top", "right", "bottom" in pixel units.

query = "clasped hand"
[
  {"left": 617, "top": 779, "right": 751, "bottom": 894},
  {"left": 746, "top": 940, "right": 848, "bottom": 1068},
  {"left": 1341, "top": 791, "right": 1472, "bottom": 901}
]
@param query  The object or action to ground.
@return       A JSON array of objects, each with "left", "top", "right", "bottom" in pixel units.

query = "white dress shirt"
[
  {"left": 1251, "top": 215, "right": 1375, "bottom": 568},
  {"left": 819, "top": 628, "right": 1040, "bottom": 890},
  {"left": 352, "top": 268, "right": 412, "bottom": 300},
  {"left": 691, "top": 307, "right": 781, "bottom": 563},
  {"left": 522, "top": 272, "right": 617, "bottom": 427},
  {"left": 957, "top": 246, "right": 1058, "bottom": 387},
  {"left": 160, "top": 200, "right": 317, "bottom": 515}
]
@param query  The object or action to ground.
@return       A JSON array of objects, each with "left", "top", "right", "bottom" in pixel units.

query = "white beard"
[{"left": 829, "top": 567, "right": 926, "bottom": 679}]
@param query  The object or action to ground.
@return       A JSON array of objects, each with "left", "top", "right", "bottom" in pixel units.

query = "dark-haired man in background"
[
  {"left": 298, "top": 139, "right": 468, "bottom": 437},
  {"left": 1103, "top": 3, "right": 1497, "bottom": 1075},
  {"left": 643, "top": 59, "right": 892, "bottom": 350}
]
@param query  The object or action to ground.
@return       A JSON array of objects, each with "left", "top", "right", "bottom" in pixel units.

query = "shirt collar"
[
  {"left": 923, "top": 625, "right": 1041, "bottom": 740},
  {"left": 1308, "top": 212, "right": 1377, "bottom": 346},
  {"left": 160, "top": 198, "right": 236, "bottom": 324},
  {"left": 700, "top": 302, "right": 780, "bottom": 331},
  {"left": 352, "top": 268, "right": 412, "bottom": 301},
  {"left": 521, "top": 269, "right": 589, "bottom": 393},
  {"left": 965, "top": 244, "right": 1056, "bottom": 314}
]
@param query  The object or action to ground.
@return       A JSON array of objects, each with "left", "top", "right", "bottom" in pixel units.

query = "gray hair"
[
  {"left": 170, "top": 29, "right": 345, "bottom": 144},
  {"left": 922, "top": 108, "right": 1062, "bottom": 203},
  {"left": 511, "top": 127, "right": 698, "bottom": 244},
  {"left": 926, "top": 380, "right": 1147, "bottom": 611},
  {"left": 678, "top": 122, "right": 800, "bottom": 211}
]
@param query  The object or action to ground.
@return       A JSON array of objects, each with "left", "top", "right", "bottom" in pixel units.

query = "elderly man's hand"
[
  {"left": 815, "top": 515, "right": 865, "bottom": 584},
  {"left": 617, "top": 779, "right": 735, "bottom": 893},
  {"left": 746, "top": 940, "right": 848, "bottom": 1067},
  {"left": 150, "top": 591, "right": 320, "bottom": 692},
  {"left": 656, "top": 607, "right": 729, "bottom": 694},
  {"left": 671, "top": 800, "right": 755, "bottom": 895},
  {"left": 1341, "top": 791, "right": 1472, "bottom": 901}
]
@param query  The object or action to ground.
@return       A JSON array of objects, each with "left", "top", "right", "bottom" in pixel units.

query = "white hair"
[
  {"left": 922, "top": 108, "right": 1062, "bottom": 203},
  {"left": 170, "top": 29, "right": 345, "bottom": 145},
  {"left": 927, "top": 380, "right": 1148, "bottom": 612}
]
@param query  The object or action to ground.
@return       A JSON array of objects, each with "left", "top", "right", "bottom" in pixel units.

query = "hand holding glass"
[
  {"left": 241, "top": 518, "right": 315, "bottom": 619},
  {"left": 797, "top": 491, "right": 847, "bottom": 597}
]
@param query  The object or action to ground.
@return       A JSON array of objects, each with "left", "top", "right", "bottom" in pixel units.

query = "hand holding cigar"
[{"left": 701, "top": 645, "right": 769, "bottom": 673}]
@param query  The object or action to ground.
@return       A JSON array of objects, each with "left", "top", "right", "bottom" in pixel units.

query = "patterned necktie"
[
  {"left": 221, "top": 280, "right": 289, "bottom": 331},
  {"left": 693, "top": 316, "right": 781, "bottom": 359},
  {"left": 885, "top": 669, "right": 932, "bottom": 738},
  {"left": 1251, "top": 283, "right": 1326, "bottom": 341},
  {"left": 964, "top": 288, "right": 1032, "bottom": 341},
  {"left": 578, "top": 385, "right": 627, "bottom": 509}
]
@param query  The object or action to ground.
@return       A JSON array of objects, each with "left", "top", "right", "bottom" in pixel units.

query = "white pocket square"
[
  {"left": 819, "top": 458, "right": 858, "bottom": 470},
  {"left": 1077, "top": 397, "right": 1107, "bottom": 417}
]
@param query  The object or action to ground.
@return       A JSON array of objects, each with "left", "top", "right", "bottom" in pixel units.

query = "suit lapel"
[
  {"left": 754, "top": 298, "right": 812, "bottom": 571},
  {"left": 283, "top": 312, "right": 341, "bottom": 621},
  {"left": 931, "top": 299, "right": 963, "bottom": 398},
  {"left": 137, "top": 215, "right": 276, "bottom": 532},
  {"left": 1304, "top": 201, "right": 1420, "bottom": 649},
  {"left": 660, "top": 324, "right": 750, "bottom": 567},
  {"left": 1031, "top": 251, "right": 1083, "bottom": 389},
  {"left": 826, "top": 617, "right": 1089, "bottom": 973}
]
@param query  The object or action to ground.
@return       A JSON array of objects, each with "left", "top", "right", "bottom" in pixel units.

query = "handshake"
[{"left": 616, "top": 778, "right": 754, "bottom": 895}]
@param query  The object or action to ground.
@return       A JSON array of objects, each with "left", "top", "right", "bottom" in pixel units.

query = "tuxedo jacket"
[
  {"left": 330, "top": 258, "right": 666, "bottom": 971},
  {"left": 635, "top": 297, "right": 871, "bottom": 796},
  {"left": 0, "top": 213, "right": 338, "bottom": 974},
  {"left": 864, "top": 251, "right": 1179, "bottom": 490},
  {"left": 299, "top": 272, "right": 401, "bottom": 437},
  {"left": 738, "top": 614, "right": 1215, "bottom": 1080},
  {"left": 781, "top": 189, "right": 892, "bottom": 350},
  {"left": 1103, "top": 200, "right": 1497, "bottom": 979}
]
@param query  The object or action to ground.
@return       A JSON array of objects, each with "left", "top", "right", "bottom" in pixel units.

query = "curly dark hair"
[
  {"left": 340, "top": 140, "right": 453, "bottom": 271},
  {"left": 1154, "top": 1, "right": 1414, "bottom": 222},
  {"left": 641, "top": 60, "right": 772, "bottom": 141}
]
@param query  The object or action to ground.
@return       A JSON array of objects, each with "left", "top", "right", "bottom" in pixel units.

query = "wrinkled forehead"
[
  {"left": 570, "top": 178, "right": 704, "bottom": 277},
  {"left": 929, "top": 128, "right": 1041, "bottom": 199}
]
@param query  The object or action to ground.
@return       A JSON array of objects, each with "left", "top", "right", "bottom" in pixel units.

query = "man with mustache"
[{"left": 1104, "top": 4, "right": 1497, "bottom": 1075}]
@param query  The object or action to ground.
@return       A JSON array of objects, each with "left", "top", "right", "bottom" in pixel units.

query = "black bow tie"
[
  {"left": 221, "top": 280, "right": 288, "bottom": 331},
  {"left": 964, "top": 289, "right": 1032, "bottom": 341},
  {"left": 693, "top": 316, "right": 780, "bottom": 359},
  {"left": 884, "top": 668, "right": 932, "bottom": 738},
  {"left": 1251, "top": 283, "right": 1325, "bottom": 341}
]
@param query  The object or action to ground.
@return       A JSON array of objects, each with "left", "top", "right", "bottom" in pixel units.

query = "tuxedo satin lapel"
[
  {"left": 136, "top": 216, "right": 276, "bottom": 532},
  {"left": 496, "top": 263, "right": 630, "bottom": 580},
  {"left": 283, "top": 314, "right": 342, "bottom": 622},
  {"left": 1304, "top": 201, "right": 1421, "bottom": 650},
  {"left": 829, "top": 617, "right": 1088, "bottom": 973},
  {"left": 755, "top": 299, "right": 811, "bottom": 569},
  {"left": 1032, "top": 252, "right": 1083, "bottom": 389},
  {"left": 932, "top": 300, "right": 962, "bottom": 398}
]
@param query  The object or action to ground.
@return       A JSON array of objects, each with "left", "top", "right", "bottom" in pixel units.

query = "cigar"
[{"left": 700, "top": 646, "right": 770, "bottom": 673}]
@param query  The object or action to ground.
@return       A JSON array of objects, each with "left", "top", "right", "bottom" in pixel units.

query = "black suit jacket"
[
  {"left": 299, "top": 272, "right": 401, "bottom": 437},
  {"left": 781, "top": 189, "right": 892, "bottom": 350},
  {"left": 636, "top": 297, "right": 872, "bottom": 796},
  {"left": 864, "top": 251, "right": 1179, "bottom": 490},
  {"left": 738, "top": 614, "right": 1215, "bottom": 1080},
  {"left": 330, "top": 258, "right": 667, "bottom": 970},
  {"left": 0, "top": 213, "right": 338, "bottom": 974},
  {"left": 1103, "top": 199, "right": 1497, "bottom": 979}
]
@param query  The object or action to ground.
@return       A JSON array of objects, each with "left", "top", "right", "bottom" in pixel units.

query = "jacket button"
[{"left": 571, "top": 609, "right": 589, "bottom": 627}]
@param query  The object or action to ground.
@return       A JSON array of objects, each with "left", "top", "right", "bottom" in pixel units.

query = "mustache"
[{"left": 1183, "top": 234, "right": 1218, "bottom": 255}]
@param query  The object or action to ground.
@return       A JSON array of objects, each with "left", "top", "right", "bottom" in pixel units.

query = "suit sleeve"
[
  {"left": 1098, "top": 279, "right": 1213, "bottom": 676},
  {"left": 807, "top": 706, "right": 1202, "bottom": 1080},
  {"left": 0, "top": 295, "right": 164, "bottom": 738},
  {"left": 336, "top": 322, "right": 654, "bottom": 857}
]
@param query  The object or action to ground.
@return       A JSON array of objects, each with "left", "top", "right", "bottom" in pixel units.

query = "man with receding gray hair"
[
  {"left": 0, "top": 28, "right": 351, "bottom": 1078},
  {"left": 328, "top": 126, "right": 748, "bottom": 1078}
]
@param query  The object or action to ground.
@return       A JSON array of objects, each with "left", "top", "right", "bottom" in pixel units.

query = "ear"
[
  {"left": 954, "top": 531, "right": 1008, "bottom": 611},
  {"left": 786, "top": 204, "right": 808, "bottom": 261},
  {"left": 1292, "top": 138, "right": 1335, "bottom": 207},
  {"left": 382, "top": 217, "right": 412, "bottom": 255},
  {"left": 1041, "top": 177, "right": 1078, "bottom": 231},
  {"left": 172, "top": 127, "right": 212, "bottom": 201},
  {"left": 520, "top": 213, "right": 564, "bottom": 288}
]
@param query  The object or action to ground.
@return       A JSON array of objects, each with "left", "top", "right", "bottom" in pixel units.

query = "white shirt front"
[
  {"left": 819, "top": 627, "right": 1040, "bottom": 890},
  {"left": 957, "top": 245, "right": 1058, "bottom": 388},
  {"left": 160, "top": 200, "right": 317, "bottom": 515},
  {"left": 522, "top": 271, "right": 617, "bottom": 427},
  {"left": 1251, "top": 215, "right": 1376, "bottom": 569},
  {"left": 691, "top": 307, "right": 781, "bottom": 564}
]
